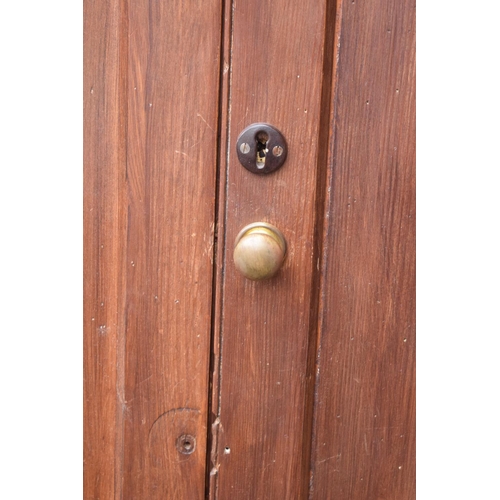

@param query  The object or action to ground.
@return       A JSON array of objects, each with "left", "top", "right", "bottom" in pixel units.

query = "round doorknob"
[{"left": 233, "top": 222, "right": 287, "bottom": 280}]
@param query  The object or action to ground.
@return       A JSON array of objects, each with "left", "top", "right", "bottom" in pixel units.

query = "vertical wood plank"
[
  {"left": 122, "top": 0, "right": 222, "bottom": 497},
  {"left": 213, "top": 1, "right": 333, "bottom": 497},
  {"left": 310, "top": 0, "right": 416, "bottom": 498},
  {"left": 83, "top": 0, "right": 127, "bottom": 498}
]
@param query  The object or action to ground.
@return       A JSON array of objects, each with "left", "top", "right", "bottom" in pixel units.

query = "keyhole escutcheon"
[{"left": 236, "top": 123, "right": 287, "bottom": 174}]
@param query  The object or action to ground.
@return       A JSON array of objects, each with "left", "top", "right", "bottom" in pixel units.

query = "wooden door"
[{"left": 84, "top": 0, "right": 415, "bottom": 498}]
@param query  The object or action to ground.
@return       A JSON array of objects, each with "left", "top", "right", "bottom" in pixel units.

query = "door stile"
[
  {"left": 121, "top": 0, "right": 224, "bottom": 497},
  {"left": 209, "top": 1, "right": 341, "bottom": 497},
  {"left": 83, "top": 0, "right": 128, "bottom": 497},
  {"left": 309, "top": 0, "right": 416, "bottom": 497},
  {"left": 85, "top": 0, "right": 225, "bottom": 497}
]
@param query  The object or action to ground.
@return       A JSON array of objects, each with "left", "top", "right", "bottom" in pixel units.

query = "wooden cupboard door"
[
  {"left": 209, "top": 0, "right": 334, "bottom": 498},
  {"left": 84, "top": 0, "right": 223, "bottom": 497},
  {"left": 84, "top": 0, "right": 415, "bottom": 497},
  {"left": 210, "top": 0, "right": 415, "bottom": 498}
]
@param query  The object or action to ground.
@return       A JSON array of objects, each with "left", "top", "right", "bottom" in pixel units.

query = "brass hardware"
[{"left": 233, "top": 222, "right": 287, "bottom": 280}]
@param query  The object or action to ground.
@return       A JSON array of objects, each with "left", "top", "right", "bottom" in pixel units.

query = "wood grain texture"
[
  {"left": 122, "top": 0, "right": 222, "bottom": 497},
  {"left": 212, "top": 1, "right": 333, "bottom": 498},
  {"left": 85, "top": 0, "right": 415, "bottom": 496},
  {"left": 310, "top": 0, "right": 416, "bottom": 498},
  {"left": 83, "top": 0, "right": 127, "bottom": 497},
  {"left": 84, "top": 0, "right": 223, "bottom": 498}
]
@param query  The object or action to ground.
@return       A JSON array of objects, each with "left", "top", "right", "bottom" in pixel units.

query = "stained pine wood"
[
  {"left": 83, "top": 0, "right": 127, "bottom": 497},
  {"left": 211, "top": 1, "right": 335, "bottom": 498},
  {"left": 121, "top": 1, "right": 222, "bottom": 498},
  {"left": 84, "top": 0, "right": 223, "bottom": 497},
  {"left": 85, "top": 0, "right": 415, "bottom": 496},
  {"left": 309, "top": 0, "right": 416, "bottom": 498}
]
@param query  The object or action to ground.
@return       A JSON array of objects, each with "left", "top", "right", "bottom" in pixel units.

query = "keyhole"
[{"left": 256, "top": 131, "right": 269, "bottom": 169}]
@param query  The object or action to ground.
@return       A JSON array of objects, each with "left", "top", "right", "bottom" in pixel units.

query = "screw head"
[
  {"left": 176, "top": 434, "right": 196, "bottom": 455},
  {"left": 272, "top": 145, "right": 283, "bottom": 157}
]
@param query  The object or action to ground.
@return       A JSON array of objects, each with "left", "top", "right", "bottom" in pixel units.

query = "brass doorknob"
[{"left": 233, "top": 222, "right": 287, "bottom": 280}]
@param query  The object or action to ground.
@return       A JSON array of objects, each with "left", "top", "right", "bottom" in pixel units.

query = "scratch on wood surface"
[
  {"left": 317, "top": 454, "right": 340, "bottom": 465},
  {"left": 262, "top": 460, "right": 276, "bottom": 474},
  {"left": 197, "top": 113, "right": 215, "bottom": 133},
  {"left": 236, "top": 106, "right": 249, "bottom": 127},
  {"left": 138, "top": 374, "right": 152, "bottom": 386},
  {"left": 117, "top": 391, "right": 133, "bottom": 422}
]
